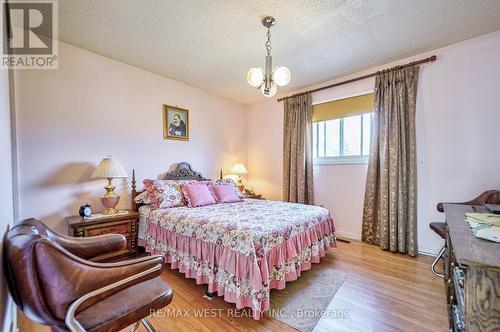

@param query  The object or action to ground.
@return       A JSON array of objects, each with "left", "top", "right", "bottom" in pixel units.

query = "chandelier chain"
[{"left": 265, "top": 27, "right": 272, "bottom": 56}]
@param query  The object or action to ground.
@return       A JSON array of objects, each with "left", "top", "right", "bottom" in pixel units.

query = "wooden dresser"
[
  {"left": 65, "top": 210, "right": 139, "bottom": 262},
  {"left": 443, "top": 204, "right": 500, "bottom": 332}
]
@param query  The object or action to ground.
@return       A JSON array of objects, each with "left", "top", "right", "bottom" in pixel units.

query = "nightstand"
[
  {"left": 246, "top": 194, "right": 265, "bottom": 200},
  {"left": 65, "top": 210, "right": 139, "bottom": 262}
]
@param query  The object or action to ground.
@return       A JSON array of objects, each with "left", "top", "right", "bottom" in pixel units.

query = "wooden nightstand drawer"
[
  {"left": 86, "top": 220, "right": 130, "bottom": 237},
  {"left": 65, "top": 210, "right": 139, "bottom": 262}
]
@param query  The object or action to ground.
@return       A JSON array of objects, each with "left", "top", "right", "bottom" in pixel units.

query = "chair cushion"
[
  {"left": 430, "top": 222, "right": 446, "bottom": 239},
  {"left": 76, "top": 277, "right": 173, "bottom": 332}
]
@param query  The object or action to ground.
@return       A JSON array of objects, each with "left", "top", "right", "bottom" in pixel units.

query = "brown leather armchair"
[{"left": 3, "top": 219, "right": 173, "bottom": 332}]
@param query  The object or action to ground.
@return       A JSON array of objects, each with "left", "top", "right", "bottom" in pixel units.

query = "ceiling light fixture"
[{"left": 247, "top": 16, "right": 290, "bottom": 97}]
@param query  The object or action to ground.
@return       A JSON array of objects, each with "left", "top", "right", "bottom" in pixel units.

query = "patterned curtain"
[
  {"left": 362, "top": 67, "right": 419, "bottom": 256},
  {"left": 283, "top": 93, "right": 314, "bottom": 204}
]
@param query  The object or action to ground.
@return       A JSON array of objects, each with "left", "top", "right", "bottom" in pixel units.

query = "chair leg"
[
  {"left": 204, "top": 290, "right": 215, "bottom": 299},
  {"left": 431, "top": 245, "right": 446, "bottom": 279},
  {"left": 129, "top": 321, "right": 140, "bottom": 332},
  {"left": 141, "top": 318, "right": 156, "bottom": 332}
]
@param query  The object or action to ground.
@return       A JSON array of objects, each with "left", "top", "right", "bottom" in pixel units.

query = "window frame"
[{"left": 313, "top": 112, "right": 373, "bottom": 165}]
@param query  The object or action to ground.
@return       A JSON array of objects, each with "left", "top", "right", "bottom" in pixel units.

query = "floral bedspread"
[
  {"left": 138, "top": 199, "right": 336, "bottom": 319},
  {"left": 139, "top": 199, "right": 332, "bottom": 261}
]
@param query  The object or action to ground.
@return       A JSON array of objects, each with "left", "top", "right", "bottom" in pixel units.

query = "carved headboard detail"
[
  {"left": 131, "top": 162, "right": 210, "bottom": 211},
  {"left": 159, "top": 162, "right": 209, "bottom": 181}
]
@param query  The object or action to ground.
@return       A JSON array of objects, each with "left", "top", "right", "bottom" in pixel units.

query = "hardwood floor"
[{"left": 19, "top": 240, "right": 448, "bottom": 332}]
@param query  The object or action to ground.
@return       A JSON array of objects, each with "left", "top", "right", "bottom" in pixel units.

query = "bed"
[{"left": 132, "top": 162, "right": 336, "bottom": 320}]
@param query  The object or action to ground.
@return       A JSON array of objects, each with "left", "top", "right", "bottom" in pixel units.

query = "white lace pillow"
[{"left": 133, "top": 191, "right": 150, "bottom": 204}]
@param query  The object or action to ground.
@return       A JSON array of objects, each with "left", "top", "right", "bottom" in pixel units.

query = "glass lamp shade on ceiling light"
[
  {"left": 261, "top": 82, "right": 277, "bottom": 97},
  {"left": 247, "top": 67, "right": 265, "bottom": 88},
  {"left": 272, "top": 66, "right": 291, "bottom": 87},
  {"left": 247, "top": 66, "right": 290, "bottom": 89}
]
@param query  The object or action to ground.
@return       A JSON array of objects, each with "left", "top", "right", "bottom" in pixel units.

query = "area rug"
[{"left": 265, "top": 265, "right": 347, "bottom": 332}]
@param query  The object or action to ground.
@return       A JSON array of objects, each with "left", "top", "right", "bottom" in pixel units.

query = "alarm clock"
[{"left": 79, "top": 204, "right": 92, "bottom": 218}]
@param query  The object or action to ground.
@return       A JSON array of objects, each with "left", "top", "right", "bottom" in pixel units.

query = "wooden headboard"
[{"left": 131, "top": 162, "right": 212, "bottom": 211}]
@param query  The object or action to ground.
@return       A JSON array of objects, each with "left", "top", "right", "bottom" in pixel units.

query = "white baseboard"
[
  {"left": 335, "top": 231, "right": 361, "bottom": 241},
  {"left": 418, "top": 247, "right": 439, "bottom": 257},
  {"left": 335, "top": 231, "right": 440, "bottom": 257}
]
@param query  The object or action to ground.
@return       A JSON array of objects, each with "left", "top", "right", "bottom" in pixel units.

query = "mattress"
[{"left": 138, "top": 198, "right": 336, "bottom": 319}]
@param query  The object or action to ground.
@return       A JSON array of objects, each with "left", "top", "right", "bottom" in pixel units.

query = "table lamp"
[
  {"left": 91, "top": 155, "right": 128, "bottom": 215},
  {"left": 231, "top": 163, "right": 248, "bottom": 192}
]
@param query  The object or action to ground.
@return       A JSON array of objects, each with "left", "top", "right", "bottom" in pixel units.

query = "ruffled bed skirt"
[{"left": 139, "top": 217, "right": 336, "bottom": 320}]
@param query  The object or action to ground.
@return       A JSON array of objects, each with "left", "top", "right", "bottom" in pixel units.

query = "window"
[
  {"left": 312, "top": 93, "right": 374, "bottom": 165},
  {"left": 313, "top": 112, "right": 373, "bottom": 164}
]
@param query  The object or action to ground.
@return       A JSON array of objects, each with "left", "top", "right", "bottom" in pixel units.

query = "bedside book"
[{"left": 84, "top": 210, "right": 129, "bottom": 220}]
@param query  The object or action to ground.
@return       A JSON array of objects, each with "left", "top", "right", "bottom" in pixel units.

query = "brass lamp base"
[
  {"left": 236, "top": 177, "right": 244, "bottom": 192},
  {"left": 100, "top": 178, "right": 120, "bottom": 215},
  {"left": 103, "top": 208, "right": 119, "bottom": 215},
  {"left": 100, "top": 196, "right": 120, "bottom": 215}
]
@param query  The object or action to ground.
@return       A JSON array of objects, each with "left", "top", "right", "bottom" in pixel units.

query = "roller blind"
[{"left": 312, "top": 93, "right": 374, "bottom": 122}]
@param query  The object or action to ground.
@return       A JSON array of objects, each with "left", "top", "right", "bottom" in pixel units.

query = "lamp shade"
[
  {"left": 231, "top": 163, "right": 248, "bottom": 175},
  {"left": 91, "top": 155, "right": 128, "bottom": 179},
  {"left": 261, "top": 82, "right": 277, "bottom": 97},
  {"left": 272, "top": 66, "right": 291, "bottom": 87},
  {"left": 247, "top": 67, "right": 265, "bottom": 88}
]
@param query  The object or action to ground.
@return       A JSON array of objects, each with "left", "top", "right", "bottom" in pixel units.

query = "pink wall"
[
  {"left": 246, "top": 30, "right": 500, "bottom": 254},
  {"left": 14, "top": 42, "right": 247, "bottom": 233},
  {"left": 246, "top": 101, "right": 283, "bottom": 199}
]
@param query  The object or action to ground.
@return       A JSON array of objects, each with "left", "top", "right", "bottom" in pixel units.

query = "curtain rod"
[{"left": 277, "top": 55, "right": 437, "bottom": 102}]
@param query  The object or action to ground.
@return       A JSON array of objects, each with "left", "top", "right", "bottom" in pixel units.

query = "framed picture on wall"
[{"left": 163, "top": 104, "right": 189, "bottom": 141}]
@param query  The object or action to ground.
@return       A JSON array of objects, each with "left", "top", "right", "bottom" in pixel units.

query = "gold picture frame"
[{"left": 163, "top": 104, "right": 189, "bottom": 141}]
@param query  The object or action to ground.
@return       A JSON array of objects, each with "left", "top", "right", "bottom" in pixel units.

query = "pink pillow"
[
  {"left": 212, "top": 184, "right": 243, "bottom": 203},
  {"left": 181, "top": 183, "right": 217, "bottom": 207}
]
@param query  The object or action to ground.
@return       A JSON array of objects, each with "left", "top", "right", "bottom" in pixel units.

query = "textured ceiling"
[{"left": 59, "top": 0, "right": 500, "bottom": 104}]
